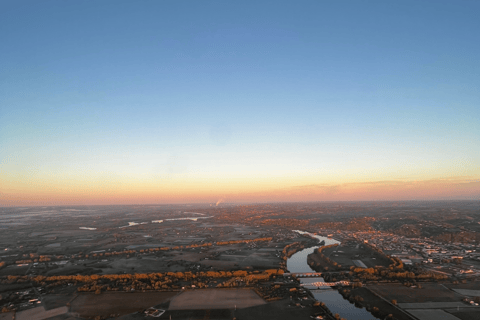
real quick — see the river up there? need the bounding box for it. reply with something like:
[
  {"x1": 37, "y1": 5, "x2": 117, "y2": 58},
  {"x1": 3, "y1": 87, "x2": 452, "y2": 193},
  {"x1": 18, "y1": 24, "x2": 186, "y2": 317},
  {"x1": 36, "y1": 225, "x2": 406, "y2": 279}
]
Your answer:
[{"x1": 287, "y1": 231, "x2": 378, "y2": 320}]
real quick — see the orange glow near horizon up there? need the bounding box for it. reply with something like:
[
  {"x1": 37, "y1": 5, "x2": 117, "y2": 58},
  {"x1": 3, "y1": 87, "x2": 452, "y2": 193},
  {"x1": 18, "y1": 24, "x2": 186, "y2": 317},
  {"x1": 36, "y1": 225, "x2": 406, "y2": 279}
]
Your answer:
[
  {"x1": 2, "y1": 1, "x2": 479, "y2": 208},
  {"x1": 2, "y1": 176, "x2": 479, "y2": 206}
]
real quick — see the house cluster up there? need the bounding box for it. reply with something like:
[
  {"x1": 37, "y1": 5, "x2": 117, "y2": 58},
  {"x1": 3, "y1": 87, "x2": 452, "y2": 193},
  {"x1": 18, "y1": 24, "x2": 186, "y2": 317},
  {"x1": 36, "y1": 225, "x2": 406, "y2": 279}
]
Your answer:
[{"x1": 319, "y1": 229, "x2": 480, "y2": 277}]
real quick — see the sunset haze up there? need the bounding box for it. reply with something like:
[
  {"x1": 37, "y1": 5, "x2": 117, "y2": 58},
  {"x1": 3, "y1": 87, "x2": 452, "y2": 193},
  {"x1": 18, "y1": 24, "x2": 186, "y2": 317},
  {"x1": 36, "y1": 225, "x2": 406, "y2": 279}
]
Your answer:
[{"x1": 1, "y1": 0, "x2": 479, "y2": 206}]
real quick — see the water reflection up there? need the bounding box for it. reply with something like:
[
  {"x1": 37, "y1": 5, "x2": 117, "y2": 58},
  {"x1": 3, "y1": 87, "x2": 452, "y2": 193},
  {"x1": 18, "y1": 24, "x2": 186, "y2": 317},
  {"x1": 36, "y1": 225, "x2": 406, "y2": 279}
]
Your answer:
[
  {"x1": 287, "y1": 231, "x2": 378, "y2": 320},
  {"x1": 311, "y1": 290, "x2": 377, "y2": 320}
]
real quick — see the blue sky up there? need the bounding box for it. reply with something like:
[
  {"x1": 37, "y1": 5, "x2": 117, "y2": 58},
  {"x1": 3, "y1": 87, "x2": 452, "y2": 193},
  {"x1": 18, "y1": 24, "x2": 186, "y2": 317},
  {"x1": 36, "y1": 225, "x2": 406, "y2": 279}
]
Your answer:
[{"x1": 1, "y1": 1, "x2": 479, "y2": 204}]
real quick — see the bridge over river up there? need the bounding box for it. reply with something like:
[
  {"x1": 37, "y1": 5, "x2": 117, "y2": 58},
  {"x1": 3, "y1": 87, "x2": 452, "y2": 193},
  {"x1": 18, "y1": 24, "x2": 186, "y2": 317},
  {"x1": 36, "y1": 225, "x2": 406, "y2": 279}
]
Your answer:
[
  {"x1": 287, "y1": 230, "x2": 376, "y2": 320},
  {"x1": 283, "y1": 272, "x2": 323, "y2": 278},
  {"x1": 301, "y1": 280, "x2": 351, "y2": 287}
]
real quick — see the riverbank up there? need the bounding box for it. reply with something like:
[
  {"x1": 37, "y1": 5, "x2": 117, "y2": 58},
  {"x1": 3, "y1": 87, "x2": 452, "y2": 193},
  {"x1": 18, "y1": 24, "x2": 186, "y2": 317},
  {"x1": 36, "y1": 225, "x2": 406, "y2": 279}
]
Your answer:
[
  {"x1": 287, "y1": 231, "x2": 379, "y2": 320},
  {"x1": 339, "y1": 286, "x2": 412, "y2": 320}
]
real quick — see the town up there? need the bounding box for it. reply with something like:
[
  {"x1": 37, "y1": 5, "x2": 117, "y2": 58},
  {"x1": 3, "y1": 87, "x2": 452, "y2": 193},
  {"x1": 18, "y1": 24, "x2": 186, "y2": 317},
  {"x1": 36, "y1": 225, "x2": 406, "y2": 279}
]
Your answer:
[{"x1": 1, "y1": 201, "x2": 479, "y2": 320}]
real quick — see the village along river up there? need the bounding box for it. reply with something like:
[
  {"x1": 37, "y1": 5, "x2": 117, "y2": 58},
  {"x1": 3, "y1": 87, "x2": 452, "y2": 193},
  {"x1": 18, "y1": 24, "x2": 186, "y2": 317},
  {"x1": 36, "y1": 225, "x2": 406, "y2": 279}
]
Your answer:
[{"x1": 287, "y1": 231, "x2": 377, "y2": 320}]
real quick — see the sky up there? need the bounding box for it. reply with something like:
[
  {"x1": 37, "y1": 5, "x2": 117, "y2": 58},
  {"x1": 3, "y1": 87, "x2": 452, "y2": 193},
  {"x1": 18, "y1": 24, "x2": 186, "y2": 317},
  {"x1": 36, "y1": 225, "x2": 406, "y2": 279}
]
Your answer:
[{"x1": 1, "y1": 0, "x2": 479, "y2": 206}]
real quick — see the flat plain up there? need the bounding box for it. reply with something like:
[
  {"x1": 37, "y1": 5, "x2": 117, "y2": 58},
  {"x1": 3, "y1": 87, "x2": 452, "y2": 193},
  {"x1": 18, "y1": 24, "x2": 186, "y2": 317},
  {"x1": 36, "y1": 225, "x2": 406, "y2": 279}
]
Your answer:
[
  {"x1": 70, "y1": 292, "x2": 177, "y2": 318},
  {"x1": 1, "y1": 201, "x2": 480, "y2": 319},
  {"x1": 168, "y1": 288, "x2": 266, "y2": 310}
]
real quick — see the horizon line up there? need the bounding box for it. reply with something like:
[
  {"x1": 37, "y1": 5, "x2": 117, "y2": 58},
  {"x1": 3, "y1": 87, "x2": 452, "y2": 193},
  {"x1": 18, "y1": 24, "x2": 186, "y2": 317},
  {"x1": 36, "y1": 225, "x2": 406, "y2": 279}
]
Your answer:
[{"x1": 2, "y1": 198, "x2": 479, "y2": 208}]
